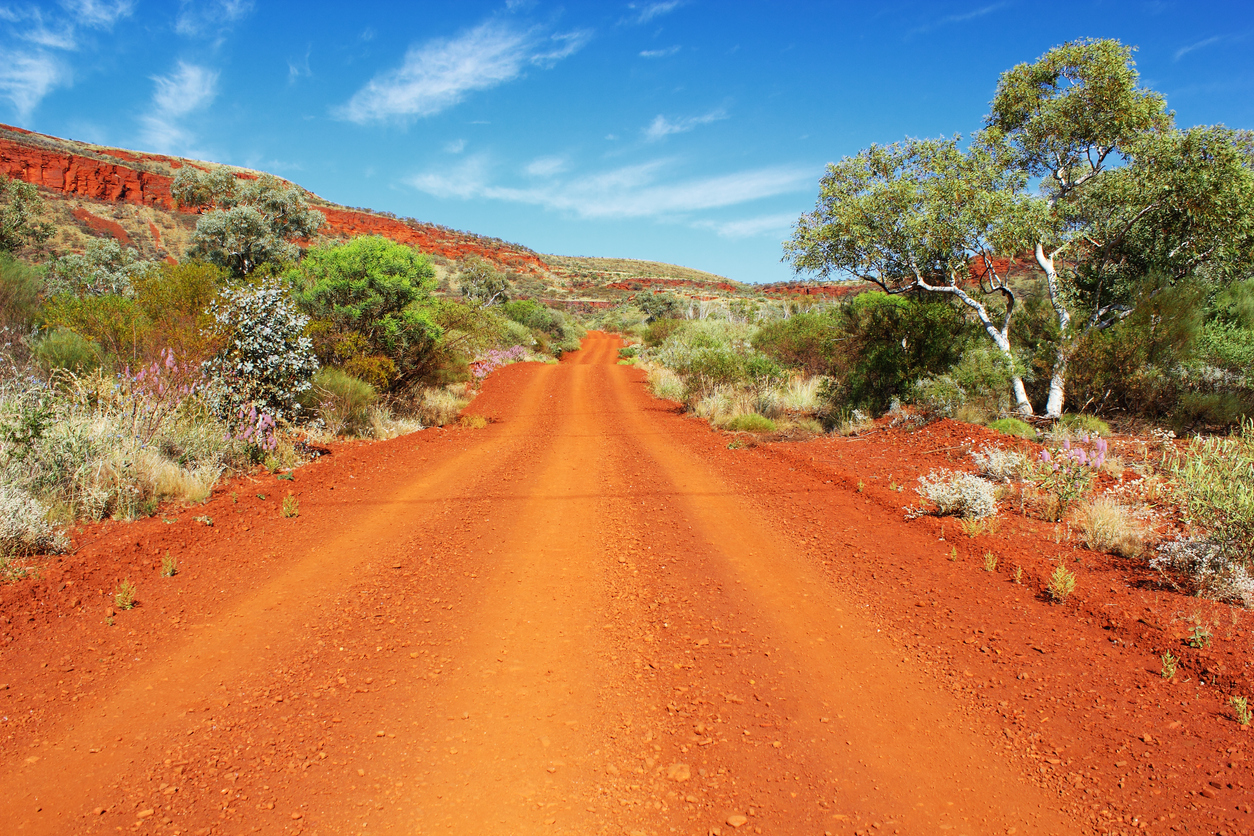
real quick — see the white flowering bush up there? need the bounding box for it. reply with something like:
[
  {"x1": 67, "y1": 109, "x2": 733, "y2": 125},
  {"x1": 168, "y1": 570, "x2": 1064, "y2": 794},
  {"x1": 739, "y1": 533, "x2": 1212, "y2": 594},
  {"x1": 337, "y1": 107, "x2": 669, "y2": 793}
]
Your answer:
[
  {"x1": 1152, "y1": 539, "x2": 1254, "y2": 608},
  {"x1": 203, "y1": 282, "x2": 318, "y2": 423},
  {"x1": 970, "y1": 445, "x2": 1031, "y2": 482},
  {"x1": 917, "y1": 469, "x2": 999, "y2": 519},
  {"x1": 0, "y1": 483, "x2": 63, "y2": 554}
]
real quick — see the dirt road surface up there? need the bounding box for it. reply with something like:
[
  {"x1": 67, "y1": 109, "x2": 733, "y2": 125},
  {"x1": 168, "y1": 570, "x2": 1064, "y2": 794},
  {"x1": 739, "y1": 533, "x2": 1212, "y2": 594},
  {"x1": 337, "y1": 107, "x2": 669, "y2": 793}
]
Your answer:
[{"x1": 1, "y1": 333, "x2": 1248, "y2": 836}]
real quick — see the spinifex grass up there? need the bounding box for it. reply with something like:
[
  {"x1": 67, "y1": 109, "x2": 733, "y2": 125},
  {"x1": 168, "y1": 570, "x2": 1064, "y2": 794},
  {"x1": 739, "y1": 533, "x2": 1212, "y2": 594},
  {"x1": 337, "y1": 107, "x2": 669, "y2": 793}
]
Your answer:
[
  {"x1": 281, "y1": 494, "x2": 299, "y2": 519},
  {"x1": 983, "y1": 552, "x2": 998, "y2": 572},
  {"x1": 114, "y1": 579, "x2": 136, "y2": 610},
  {"x1": 1160, "y1": 651, "x2": 1178, "y2": 680},
  {"x1": 1232, "y1": 696, "x2": 1252, "y2": 726}
]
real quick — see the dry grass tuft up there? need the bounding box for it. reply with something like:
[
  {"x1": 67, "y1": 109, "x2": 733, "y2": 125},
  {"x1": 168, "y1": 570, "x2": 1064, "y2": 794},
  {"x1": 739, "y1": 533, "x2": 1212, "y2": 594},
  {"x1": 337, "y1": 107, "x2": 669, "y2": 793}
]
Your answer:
[{"x1": 1077, "y1": 496, "x2": 1146, "y2": 558}]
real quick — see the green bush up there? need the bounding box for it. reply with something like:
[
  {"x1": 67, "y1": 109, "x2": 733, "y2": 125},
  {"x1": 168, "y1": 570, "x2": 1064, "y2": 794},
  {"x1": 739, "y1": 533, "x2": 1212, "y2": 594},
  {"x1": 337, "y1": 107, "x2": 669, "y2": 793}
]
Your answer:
[
  {"x1": 307, "y1": 367, "x2": 377, "y2": 435},
  {"x1": 751, "y1": 310, "x2": 842, "y2": 376},
  {"x1": 0, "y1": 253, "x2": 44, "y2": 331},
  {"x1": 724, "y1": 413, "x2": 776, "y2": 433},
  {"x1": 644, "y1": 318, "x2": 685, "y2": 347},
  {"x1": 32, "y1": 328, "x2": 104, "y2": 374},
  {"x1": 988, "y1": 417, "x2": 1038, "y2": 440},
  {"x1": 1058, "y1": 413, "x2": 1111, "y2": 437},
  {"x1": 1165, "y1": 419, "x2": 1254, "y2": 573}
]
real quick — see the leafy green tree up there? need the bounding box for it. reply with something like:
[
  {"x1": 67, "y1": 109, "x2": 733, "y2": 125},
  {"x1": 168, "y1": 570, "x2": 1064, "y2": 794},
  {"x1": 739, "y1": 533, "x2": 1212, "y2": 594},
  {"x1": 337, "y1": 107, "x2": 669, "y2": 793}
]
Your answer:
[
  {"x1": 46, "y1": 238, "x2": 157, "y2": 297},
  {"x1": 173, "y1": 167, "x2": 324, "y2": 276},
  {"x1": 637, "y1": 291, "x2": 683, "y2": 323},
  {"x1": 292, "y1": 235, "x2": 441, "y2": 389},
  {"x1": 788, "y1": 38, "x2": 1254, "y2": 417},
  {"x1": 456, "y1": 256, "x2": 513, "y2": 307},
  {"x1": 0, "y1": 175, "x2": 53, "y2": 254}
]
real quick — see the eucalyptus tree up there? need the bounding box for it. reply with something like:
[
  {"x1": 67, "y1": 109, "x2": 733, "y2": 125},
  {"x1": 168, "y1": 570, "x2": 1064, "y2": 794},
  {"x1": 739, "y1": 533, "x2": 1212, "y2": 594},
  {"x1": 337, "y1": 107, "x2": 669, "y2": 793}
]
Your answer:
[
  {"x1": 788, "y1": 39, "x2": 1254, "y2": 416},
  {"x1": 173, "y1": 167, "x2": 325, "y2": 276}
]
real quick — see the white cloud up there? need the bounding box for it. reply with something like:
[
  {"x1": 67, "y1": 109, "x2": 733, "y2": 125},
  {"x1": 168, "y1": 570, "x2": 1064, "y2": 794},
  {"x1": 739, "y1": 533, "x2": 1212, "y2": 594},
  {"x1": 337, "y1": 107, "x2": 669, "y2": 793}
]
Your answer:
[
  {"x1": 0, "y1": 50, "x2": 67, "y2": 118},
  {"x1": 644, "y1": 108, "x2": 727, "y2": 142},
  {"x1": 176, "y1": 0, "x2": 253, "y2": 37},
  {"x1": 524, "y1": 155, "x2": 568, "y2": 177},
  {"x1": 907, "y1": 2, "x2": 1011, "y2": 36},
  {"x1": 406, "y1": 155, "x2": 813, "y2": 221},
  {"x1": 1174, "y1": 35, "x2": 1223, "y2": 61},
  {"x1": 693, "y1": 212, "x2": 798, "y2": 239},
  {"x1": 140, "y1": 61, "x2": 218, "y2": 154},
  {"x1": 0, "y1": 0, "x2": 133, "y2": 116},
  {"x1": 444, "y1": 138, "x2": 467, "y2": 154},
  {"x1": 639, "y1": 45, "x2": 680, "y2": 58},
  {"x1": 63, "y1": 0, "x2": 135, "y2": 28},
  {"x1": 337, "y1": 20, "x2": 589, "y2": 124},
  {"x1": 625, "y1": 1, "x2": 682, "y2": 25},
  {"x1": 288, "y1": 47, "x2": 312, "y2": 82}
]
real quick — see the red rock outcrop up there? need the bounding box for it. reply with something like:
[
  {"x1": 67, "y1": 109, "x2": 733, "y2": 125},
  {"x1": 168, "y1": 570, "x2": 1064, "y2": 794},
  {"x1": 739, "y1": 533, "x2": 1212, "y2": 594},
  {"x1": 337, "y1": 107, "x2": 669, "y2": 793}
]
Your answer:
[
  {"x1": 1, "y1": 123, "x2": 550, "y2": 274},
  {"x1": 71, "y1": 206, "x2": 133, "y2": 247}
]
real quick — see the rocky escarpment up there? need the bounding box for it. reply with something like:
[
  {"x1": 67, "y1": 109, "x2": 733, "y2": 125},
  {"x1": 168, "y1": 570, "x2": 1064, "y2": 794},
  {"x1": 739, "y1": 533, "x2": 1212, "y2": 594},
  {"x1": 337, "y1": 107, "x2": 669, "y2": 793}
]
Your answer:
[{"x1": 0, "y1": 123, "x2": 550, "y2": 273}]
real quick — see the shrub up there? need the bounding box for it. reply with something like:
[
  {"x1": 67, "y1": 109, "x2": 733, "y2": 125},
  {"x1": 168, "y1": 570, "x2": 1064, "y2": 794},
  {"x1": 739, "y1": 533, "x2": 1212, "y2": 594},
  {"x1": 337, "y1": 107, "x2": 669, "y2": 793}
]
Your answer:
[
  {"x1": 916, "y1": 470, "x2": 998, "y2": 519},
  {"x1": 1031, "y1": 434, "x2": 1107, "y2": 522},
  {"x1": 970, "y1": 445, "x2": 1031, "y2": 482},
  {"x1": 988, "y1": 417, "x2": 1037, "y2": 440},
  {"x1": 0, "y1": 253, "x2": 44, "y2": 331},
  {"x1": 414, "y1": 384, "x2": 471, "y2": 427},
  {"x1": 1047, "y1": 563, "x2": 1077, "y2": 602},
  {"x1": 0, "y1": 483, "x2": 62, "y2": 554},
  {"x1": 1163, "y1": 420, "x2": 1254, "y2": 579},
  {"x1": 203, "y1": 281, "x2": 318, "y2": 423},
  {"x1": 307, "y1": 367, "x2": 377, "y2": 435},
  {"x1": 1058, "y1": 413, "x2": 1111, "y2": 437},
  {"x1": 645, "y1": 364, "x2": 685, "y2": 402},
  {"x1": 32, "y1": 328, "x2": 104, "y2": 374},
  {"x1": 1151, "y1": 539, "x2": 1254, "y2": 608},
  {"x1": 724, "y1": 413, "x2": 776, "y2": 433},
  {"x1": 1077, "y1": 496, "x2": 1145, "y2": 558}
]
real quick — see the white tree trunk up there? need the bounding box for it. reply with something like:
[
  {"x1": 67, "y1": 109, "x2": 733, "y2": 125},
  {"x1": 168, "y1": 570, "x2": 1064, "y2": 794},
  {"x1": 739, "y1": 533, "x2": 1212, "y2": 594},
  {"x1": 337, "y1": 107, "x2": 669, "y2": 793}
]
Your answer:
[
  {"x1": 1035, "y1": 243, "x2": 1073, "y2": 419},
  {"x1": 982, "y1": 323, "x2": 1034, "y2": 416},
  {"x1": 1044, "y1": 347, "x2": 1069, "y2": 418}
]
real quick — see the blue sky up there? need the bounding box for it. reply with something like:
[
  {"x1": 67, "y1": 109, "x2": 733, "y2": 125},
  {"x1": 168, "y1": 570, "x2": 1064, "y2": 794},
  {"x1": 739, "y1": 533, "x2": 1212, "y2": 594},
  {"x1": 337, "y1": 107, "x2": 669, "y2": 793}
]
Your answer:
[{"x1": 1, "y1": 1, "x2": 1252, "y2": 283}]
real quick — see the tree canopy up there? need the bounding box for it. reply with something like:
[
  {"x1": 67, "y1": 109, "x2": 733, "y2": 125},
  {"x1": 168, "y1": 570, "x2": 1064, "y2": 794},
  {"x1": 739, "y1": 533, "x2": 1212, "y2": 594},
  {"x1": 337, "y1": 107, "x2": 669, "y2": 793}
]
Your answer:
[
  {"x1": 173, "y1": 167, "x2": 325, "y2": 276},
  {"x1": 787, "y1": 38, "x2": 1254, "y2": 417},
  {"x1": 0, "y1": 175, "x2": 53, "y2": 255}
]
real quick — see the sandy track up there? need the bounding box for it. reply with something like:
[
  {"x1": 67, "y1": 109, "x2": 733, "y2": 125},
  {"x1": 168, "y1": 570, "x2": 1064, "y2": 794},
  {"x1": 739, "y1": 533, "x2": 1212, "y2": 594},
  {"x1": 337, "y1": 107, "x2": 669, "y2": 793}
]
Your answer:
[{"x1": 0, "y1": 333, "x2": 1076, "y2": 835}]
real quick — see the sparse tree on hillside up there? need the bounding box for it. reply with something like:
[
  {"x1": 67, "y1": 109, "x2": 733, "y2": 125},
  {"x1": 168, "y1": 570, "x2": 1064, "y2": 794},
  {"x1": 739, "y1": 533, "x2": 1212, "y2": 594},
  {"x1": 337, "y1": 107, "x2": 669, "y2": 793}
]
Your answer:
[
  {"x1": 457, "y1": 256, "x2": 513, "y2": 308},
  {"x1": 46, "y1": 238, "x2": 156, "y2": 297},
  {"x1": 173, "y1": 167, "x2": 324, "y2": 276},
  {"x1": 0, "y1": 175, "x2": 53, "y2": 254},
  {"x1": 787, "y1": 38, "x2": 1254, "y2": 417}
]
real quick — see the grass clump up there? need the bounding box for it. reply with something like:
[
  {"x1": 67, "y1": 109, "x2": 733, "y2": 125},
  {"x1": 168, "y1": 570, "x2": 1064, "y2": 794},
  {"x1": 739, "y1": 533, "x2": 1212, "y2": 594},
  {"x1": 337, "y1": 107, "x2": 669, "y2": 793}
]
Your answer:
[
  {"x1": 983, "y1": 552, "x2": 998, "y2": 572},
  {"x1": 988, "y1": 417, "x2": 1038, "y2": 441},
  {"x1": 1058, "y1": 413, "x2": 1111, "y2": 437},
  {"x1": 1160, "y1": 651, "x2": 1177, "y2": 680},
  {"x1": 1232, "y1": 696, "x2": 1251, "y2": 726},
  {"x1": 161, "y1": 552, "x2": 178, "y2": 577},
  {"x1": 724, "y1": 413, "x2": 776, "y2": 433},
  {"x1": 281, "y1": 494, "x2": 299, "y2": 518},
  {"x1": 916, "y1": 470, "x2": 999, "y2": 519},
  {"x1": 459, "y1": 414, "x2": 488, "y2": 429},
  {"x1": 1077, "y1": 496, "x2": 1145, "y2": 558}
]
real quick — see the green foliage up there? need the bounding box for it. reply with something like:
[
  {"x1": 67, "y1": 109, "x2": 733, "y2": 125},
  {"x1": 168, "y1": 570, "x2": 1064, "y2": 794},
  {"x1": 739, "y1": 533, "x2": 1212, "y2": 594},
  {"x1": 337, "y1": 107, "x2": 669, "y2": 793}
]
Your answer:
[
  {"x1": 1159, "y1": 651, "x2": 1177, "y2": 679},
  {"x1": 637, "y1": 292, "x2": 682, "y2": 323},
  {"x1": 46, "y1": 238, "x2": 156, "y2": 297},
  {"x1": 293, "y1": 236, "x2": 439, "y2": 389},
  {"x1": 987, "y1": 417, "x2": 1037, "y2": 440},
  {"x1": 1058, "y1": 414, "x2": 1111, "y2": 437},
  {"x1": 1047, "y1": 563, "x2": 1077, "y2": 602},
  {"x1": 176, "y1": 168, "x2": 324, "y2": 275},
  {"x1": 114, "y1": 579, "x2": 136, "y2": 610},
  {"x1": 724, "y1": 413, "x2": 776, "y2": 433},
  {"x1": 751, "y1": 310, "x2": 842, "y2": 376},
  {"x1": 0, "y1": 175, "x2": 53, "y2": 253},
  {"x1": 305, "y1": 367, "x2": 377, "y2": 435},
  {"x1": 204, "y1": 281, "x2": 318, "y2": 422},
  {"x1": 1164, "y1": 420, "x2": 1254, "y2": 573},
  {"x1": 32, "y1": 328, "x2": 104, "y2": 374},
  {"x1": 643, "y1": 317, "x2": 685, "y2": 347},
  {"x1": 456, "y1": 256, "x2": 513, "y2": 307},
  {"x1": 0, "y1": 253, "x2": 44, "y2": 331}
]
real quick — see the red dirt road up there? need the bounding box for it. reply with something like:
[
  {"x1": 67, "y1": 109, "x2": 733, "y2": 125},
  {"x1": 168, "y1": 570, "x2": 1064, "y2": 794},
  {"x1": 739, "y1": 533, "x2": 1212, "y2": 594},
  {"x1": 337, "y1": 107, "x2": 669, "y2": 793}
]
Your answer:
[{"x1": 1, "y1": 333, "x2": 1249, "y2": 836}]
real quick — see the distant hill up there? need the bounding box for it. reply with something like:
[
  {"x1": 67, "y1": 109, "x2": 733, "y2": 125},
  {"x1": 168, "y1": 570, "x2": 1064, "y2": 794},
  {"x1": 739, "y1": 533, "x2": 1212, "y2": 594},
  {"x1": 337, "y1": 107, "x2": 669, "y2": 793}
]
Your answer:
[{"x1": 1, "y1": 122, "x2": 872, "y2": 306}]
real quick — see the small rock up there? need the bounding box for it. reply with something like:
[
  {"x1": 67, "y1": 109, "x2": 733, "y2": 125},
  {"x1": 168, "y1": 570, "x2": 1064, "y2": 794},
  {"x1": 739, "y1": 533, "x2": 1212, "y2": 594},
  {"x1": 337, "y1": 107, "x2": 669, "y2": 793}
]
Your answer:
[
  {"x1": 136, "y1": 809, "x2": 154, "y2": 819},
  {"x1": 1200, "y1": 787, "x2": 1218, "y2": 799},
  {"x1": 727, "y1": 814, "x2": 748, "y2": 827},
  {"x1": 666, "y1": 763, "x2": 691, "y2": 782},
  {"x1": 291, "y1": 812, "x2": 304, "y2": 820}
]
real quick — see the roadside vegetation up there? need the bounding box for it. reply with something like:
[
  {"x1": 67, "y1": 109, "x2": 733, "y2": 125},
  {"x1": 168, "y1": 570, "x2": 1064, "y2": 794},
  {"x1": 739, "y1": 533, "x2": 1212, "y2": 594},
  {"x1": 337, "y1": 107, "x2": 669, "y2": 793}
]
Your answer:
[{"x1": 0, "y1": 169, "x2": 582, "y2": 556}]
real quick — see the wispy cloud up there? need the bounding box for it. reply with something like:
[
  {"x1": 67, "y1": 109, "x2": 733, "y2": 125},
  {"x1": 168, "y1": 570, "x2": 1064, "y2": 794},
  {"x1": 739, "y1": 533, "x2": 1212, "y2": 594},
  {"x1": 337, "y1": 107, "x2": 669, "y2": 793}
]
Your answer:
[
  {"x1": 1174, "y1": 35, "x2": 1223, "y2": 61},
  {"x1": 0, "y1": 50, "x2": 67, "y2": 118},
  {"x1": 639, "y1": 45, "x2": 680, "y2": 58},
  {"x1": 906, "y1": 2, "x2": 1011, "y2": 36},
  {"x1": 624, "y1": 1, "x2": 683, "y2": 25},
  {"x1": 337, "y1": 20, "x2": 591, "y2": 123},
  {"x1": 406, "y1": 155, "x2": 813, "y2": 221},
  {"x1": 524, "y1": 155, "x2": 568, "y2": 177},
  {"x1": 0, "y1": 0, "x2": 133, "y2": 116},
  {"x1": 140, "y1": 61, "x2": 218, "y2": 154},
  {"x1": 288, "y1": 46, "x2": 312, "y2": 82},
  {"x1": 644, "y1": 108, "x2": 728, "y2": 142},
  {"x1": 444, "y1": 138, "x2": 467, "y2": 154},
  {"x1": 693, "y1": 212, "x2": 798, "y2": 240},
  {"x1": 176, "y1": 0, "x2": 253, "y2": 37}
]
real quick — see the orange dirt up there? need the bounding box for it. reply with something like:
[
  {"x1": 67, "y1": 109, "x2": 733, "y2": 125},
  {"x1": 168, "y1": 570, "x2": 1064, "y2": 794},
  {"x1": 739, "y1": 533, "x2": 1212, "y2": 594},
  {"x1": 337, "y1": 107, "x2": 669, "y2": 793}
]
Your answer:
[{"x1": 0, "y1": 333, "x2": 1250, "y2": 836}]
